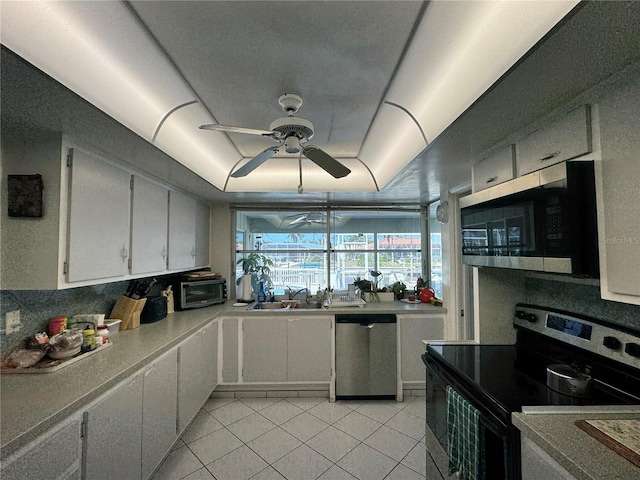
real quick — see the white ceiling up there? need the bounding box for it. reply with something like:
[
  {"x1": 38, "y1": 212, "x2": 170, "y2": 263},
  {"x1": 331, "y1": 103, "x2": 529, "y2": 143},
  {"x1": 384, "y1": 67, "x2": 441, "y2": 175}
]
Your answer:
[
  {"x1": 2, "y1": 1, "x2": 640, "y2": 205},
  {"x1": 128, "y1": 1, "x2": 423, "y2": 159}
]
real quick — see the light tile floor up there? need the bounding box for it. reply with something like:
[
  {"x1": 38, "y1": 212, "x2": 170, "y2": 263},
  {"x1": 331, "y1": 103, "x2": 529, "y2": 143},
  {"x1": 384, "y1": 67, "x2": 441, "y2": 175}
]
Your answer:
[{"x1": 152, "y1": 396, "x2": 431, "y2": 480}]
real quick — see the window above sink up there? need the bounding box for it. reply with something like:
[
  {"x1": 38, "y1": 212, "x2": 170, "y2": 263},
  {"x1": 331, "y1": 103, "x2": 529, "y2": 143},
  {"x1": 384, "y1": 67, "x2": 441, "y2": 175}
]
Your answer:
[{"x1": 234, "y1": 207, "x2": 423, "y2": 298}]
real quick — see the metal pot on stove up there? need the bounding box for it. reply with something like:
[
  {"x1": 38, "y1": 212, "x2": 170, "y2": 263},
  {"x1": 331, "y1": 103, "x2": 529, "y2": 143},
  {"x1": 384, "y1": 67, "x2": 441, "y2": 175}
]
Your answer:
[{"x1": 546, "y1": 364, "x2": 593, "y2": 398}]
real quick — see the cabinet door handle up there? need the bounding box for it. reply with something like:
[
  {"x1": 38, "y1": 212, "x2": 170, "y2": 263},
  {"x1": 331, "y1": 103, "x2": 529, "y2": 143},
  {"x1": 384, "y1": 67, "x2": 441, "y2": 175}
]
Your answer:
[
  {"x1": 121, "y1": 244, "x2": 128, "y2": 262},
  {"x1": 191, "y1": 248, "x2": 197, "y2": 257},
  {"x1": 539, "y1": 151, "x2": 560, "y2": 162},
  {"x1": 486, "y1": 176, "x2": 498, "y2": 184},
  {"x1": 161, "y1": 247, "x2": 167, "y2": 259}
]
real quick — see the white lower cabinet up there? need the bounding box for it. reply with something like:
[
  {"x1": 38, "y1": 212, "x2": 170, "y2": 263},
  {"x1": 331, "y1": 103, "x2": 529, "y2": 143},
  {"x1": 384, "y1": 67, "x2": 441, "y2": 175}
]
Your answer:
[
  {"x1": 241, "y1": 316, "x2": 332, "y2": 383},
  {"x1": 520, "y1": 436, "x2": 577, "y2": 480},
  {"x1": 243, "y1": 317, "x2": 288, "y2": 382},
  {"x1": 142, "y1": 349, "x2": 178, "y2": 480},
  {"x1": 3, "y1": 321, "x2": 218, "y2": 480},
  {"x1": 287, "y1": 317, "x2": 332, "y2": 382},
  {"x1": 222, "y1": 317, "x2": 240, "y2": 383},
  {"x1": 1, "y1": 414, "x2": 82, "y2": 480},
  {"x1": 82, "y1": 374, "x2": 144, "y2": 480},
  {"x1": 399, "y1": 315, "x2": 445, "y2": 383},
  {"x1": 178, "y1": 323, "x2": 218, "y2": 432}
]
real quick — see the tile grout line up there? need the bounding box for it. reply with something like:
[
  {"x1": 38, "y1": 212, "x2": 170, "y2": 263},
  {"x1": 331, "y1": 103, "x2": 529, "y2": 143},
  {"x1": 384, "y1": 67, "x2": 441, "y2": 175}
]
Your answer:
[{"x1": 163, "y1": 398, "x2": 428, "y2": 480}]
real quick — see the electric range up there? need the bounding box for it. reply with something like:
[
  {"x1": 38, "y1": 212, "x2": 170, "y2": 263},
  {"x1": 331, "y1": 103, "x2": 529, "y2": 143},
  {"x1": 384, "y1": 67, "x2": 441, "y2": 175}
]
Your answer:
[{"x1": 423, "y1": 304, "x2": 640, "y2": 479}]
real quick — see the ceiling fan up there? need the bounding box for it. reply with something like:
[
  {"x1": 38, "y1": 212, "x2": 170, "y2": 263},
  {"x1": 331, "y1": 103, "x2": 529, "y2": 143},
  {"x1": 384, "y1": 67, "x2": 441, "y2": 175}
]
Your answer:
[
  {"x1": 277, "y1": 211, "x2": 345, "y2": 229},
  {"x1": 200, "y1": 94, "x2": 351, "y2": 179}
]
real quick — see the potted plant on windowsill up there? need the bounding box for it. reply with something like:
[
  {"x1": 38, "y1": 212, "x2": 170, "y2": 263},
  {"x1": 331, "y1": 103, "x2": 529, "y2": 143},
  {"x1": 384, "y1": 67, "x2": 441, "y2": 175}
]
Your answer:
[
  {"x1": 236, "y1": 253, "x2": 274, "y2": 300},
  {"x1": 389, "y1": 281, "x2": 407, "y2": 300}
]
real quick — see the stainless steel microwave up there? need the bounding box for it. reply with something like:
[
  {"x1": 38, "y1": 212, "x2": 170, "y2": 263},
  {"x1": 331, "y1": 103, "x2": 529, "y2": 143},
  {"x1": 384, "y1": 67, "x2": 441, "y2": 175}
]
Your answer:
[
  {"x1": 460, "y1": 161, "x2": 599, "y2": 276},
  {"x1": 175, "y1": 278, "x2": 227, "y2": 310}
]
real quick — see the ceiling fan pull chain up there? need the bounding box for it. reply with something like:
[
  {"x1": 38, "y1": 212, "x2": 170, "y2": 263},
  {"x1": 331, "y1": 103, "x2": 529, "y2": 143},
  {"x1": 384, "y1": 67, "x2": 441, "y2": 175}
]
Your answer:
[{"x1": 298, "y1": 152, "x2": 304, "y2": 194}]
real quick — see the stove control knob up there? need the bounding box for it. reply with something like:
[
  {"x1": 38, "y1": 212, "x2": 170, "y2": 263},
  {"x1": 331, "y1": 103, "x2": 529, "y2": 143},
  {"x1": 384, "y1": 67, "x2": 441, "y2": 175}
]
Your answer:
[
  {"x1": 624, "y1": 342, "x2": 640, "y2": 358},
  {"x1": 515, "y1": 310, "x2": 527, "y2": 320},
  {"x1": 525, "y1": 313, "x2": 538, "y2": 323},
  {"x1": 603, "y1": 336, "x2": 622, "y2": 350}
]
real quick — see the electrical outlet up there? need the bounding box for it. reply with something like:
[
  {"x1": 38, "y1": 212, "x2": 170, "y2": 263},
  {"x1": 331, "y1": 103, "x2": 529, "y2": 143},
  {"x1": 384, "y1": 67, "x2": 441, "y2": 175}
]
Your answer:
[{"x1": 4, "y1": 310, "x2": 21, "y2": 335}]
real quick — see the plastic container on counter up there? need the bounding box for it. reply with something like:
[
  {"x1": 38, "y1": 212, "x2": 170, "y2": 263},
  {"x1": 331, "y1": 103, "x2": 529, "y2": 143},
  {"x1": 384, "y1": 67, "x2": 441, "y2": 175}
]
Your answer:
[{"x1": 95, "y1": 325, "x2": 109, "y2": 345}]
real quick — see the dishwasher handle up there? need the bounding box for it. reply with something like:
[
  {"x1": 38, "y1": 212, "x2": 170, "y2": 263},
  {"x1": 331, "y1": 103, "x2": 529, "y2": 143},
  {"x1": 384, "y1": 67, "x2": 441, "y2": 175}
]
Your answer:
[{"x1": 360, "y1": 323, "x2": 375, "y2": 329}]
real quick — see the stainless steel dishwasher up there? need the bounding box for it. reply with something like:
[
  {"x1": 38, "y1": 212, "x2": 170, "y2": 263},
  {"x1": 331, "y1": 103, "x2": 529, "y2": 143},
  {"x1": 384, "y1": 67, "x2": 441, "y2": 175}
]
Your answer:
[{"x1": 335, "y1": 313, "x2": 397, "y2": 399}]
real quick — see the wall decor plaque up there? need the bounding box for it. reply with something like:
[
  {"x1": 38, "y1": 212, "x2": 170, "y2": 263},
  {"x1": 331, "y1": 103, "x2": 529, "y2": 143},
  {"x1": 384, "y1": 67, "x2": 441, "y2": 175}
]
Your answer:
[{"x1": 7, "y1": 174, "x2": 43, "y2": 218}]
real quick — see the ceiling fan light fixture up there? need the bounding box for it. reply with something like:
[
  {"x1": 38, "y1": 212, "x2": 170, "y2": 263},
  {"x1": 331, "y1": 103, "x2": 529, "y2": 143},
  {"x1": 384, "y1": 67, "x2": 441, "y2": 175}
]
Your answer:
[{"x1": 285, "y1": 136, "x2": 301, "y2": 154}]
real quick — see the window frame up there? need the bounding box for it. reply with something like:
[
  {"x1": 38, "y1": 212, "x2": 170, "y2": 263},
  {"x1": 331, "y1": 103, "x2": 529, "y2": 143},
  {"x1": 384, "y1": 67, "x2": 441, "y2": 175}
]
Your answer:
[{"x1": 232, "y1": 205, "x2": 426, "y2": 295}]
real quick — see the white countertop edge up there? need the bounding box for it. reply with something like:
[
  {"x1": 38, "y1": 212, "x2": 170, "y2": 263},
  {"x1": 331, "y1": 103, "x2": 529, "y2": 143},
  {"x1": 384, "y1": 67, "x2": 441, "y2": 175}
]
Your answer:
[
  {"x1": 512, "y1": 410, "x2": 640, "y2": 480},
  {"x1": 521, "y1": 405, "x2": 640, "y2": 414},
  {"x1": 422, "y1": 340, "x2": 479, "y2": 346}
]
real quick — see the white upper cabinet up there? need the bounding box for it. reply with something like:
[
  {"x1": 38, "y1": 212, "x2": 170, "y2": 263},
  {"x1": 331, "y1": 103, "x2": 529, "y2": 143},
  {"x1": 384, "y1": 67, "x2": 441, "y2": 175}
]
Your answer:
[
  {"x1": 66, "y1": 147, "x2": 131, "y2": 282},
  {"x1": 472, "y1": 144, "x2": 516, "y2": 193},
  {"x1": 595, "y1": 71, "x2": 640, "y2": 304},
  {"x1": 194, "y1": 201, "x2": 210, "y2": 268},
  {"x1": 130, "y1": 176, "x2": 169, "y2": 275},
  {"x1": 168, "y1": 190, "x2": 197, "y2": 270},
  {"x1": 0, "y1": 134, "x2": 209, "y2": 290},
  {"x1": 517, "y1": 105, "x2": 592, "y2": 176}
]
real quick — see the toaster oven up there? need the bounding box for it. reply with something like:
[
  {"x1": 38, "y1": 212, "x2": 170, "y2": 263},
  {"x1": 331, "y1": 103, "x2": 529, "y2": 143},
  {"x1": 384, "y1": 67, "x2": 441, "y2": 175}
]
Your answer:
[{"x1": 175, "y1": 278, "x2": 227, "y2": 310}]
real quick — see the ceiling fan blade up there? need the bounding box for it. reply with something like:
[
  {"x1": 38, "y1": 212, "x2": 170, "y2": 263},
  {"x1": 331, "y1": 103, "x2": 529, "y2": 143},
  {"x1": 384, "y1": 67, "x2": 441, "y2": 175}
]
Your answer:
[
  {"x1": 230, "y1": 146, "x2": 279, "y2": 178},
  {"x1": 302, "y1": 145, "x2": 351, "y2": 178},
  {"x1": 199, "y1": 124, "x2": 280, "y2": 138},
  {"x1": 280, "y1": 214, "x2": 308, "y2": 227}
]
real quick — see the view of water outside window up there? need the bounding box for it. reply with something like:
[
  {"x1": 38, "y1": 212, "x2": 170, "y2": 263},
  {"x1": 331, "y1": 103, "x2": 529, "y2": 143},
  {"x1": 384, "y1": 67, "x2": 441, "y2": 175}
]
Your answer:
[{"x1": 235, "y1": 209, "x2": 423, "y2": 297}]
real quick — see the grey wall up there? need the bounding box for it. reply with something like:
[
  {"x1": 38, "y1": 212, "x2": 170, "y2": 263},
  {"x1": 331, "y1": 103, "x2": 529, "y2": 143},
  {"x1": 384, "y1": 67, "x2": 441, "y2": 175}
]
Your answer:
[
  {"x1": 0, "y1": 274, "x2": 179, "y2": 361},
  {"x1": 0, "y1": 281, "x2": 127, "y2": 361},
  {"x1": 475, "y1": 268, "x2": 640, "y2": 344},
  {"x1": 523, "y1": 275, "x2": 640, "y2": 332}
]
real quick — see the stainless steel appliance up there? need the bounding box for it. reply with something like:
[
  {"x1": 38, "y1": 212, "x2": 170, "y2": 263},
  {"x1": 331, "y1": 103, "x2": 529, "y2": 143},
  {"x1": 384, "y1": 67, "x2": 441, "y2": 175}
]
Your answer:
[
  {"x1": 460, "y1": 161, "x2": 599, "y2": 276},
  {"x1": 174, "y1": 278, "x2": 227, "y2": 310},
  {"x1": 336, "y1": 313, "x2": 397, "y2": 399},
  {"x1": 423, "y1": 304, "x2": 640, "y2": 479}
]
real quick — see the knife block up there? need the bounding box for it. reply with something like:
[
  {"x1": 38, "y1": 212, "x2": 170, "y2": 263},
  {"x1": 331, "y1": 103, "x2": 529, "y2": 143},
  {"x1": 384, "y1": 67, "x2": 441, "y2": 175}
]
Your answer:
[{"x1": 109, "y1": 296, "x2": 147, "y2": 330}]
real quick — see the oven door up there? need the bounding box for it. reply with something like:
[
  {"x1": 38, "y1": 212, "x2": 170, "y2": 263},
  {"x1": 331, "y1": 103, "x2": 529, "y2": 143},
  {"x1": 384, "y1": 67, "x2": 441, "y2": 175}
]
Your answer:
[{"x1": 423, "y1": 353, "x2": 519, "y2": 480}]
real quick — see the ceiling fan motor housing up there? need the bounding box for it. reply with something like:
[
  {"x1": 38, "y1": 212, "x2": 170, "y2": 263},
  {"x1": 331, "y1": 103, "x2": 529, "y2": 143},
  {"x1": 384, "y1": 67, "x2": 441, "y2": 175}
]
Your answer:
[{"x1": 269, "y1": 116, "x2": 314, "y2": 143}]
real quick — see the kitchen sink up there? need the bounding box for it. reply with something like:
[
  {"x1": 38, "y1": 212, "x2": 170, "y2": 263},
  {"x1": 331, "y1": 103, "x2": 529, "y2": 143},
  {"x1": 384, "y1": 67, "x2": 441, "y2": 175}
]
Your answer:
[{"x1": 249, "y1": 301, "x2": 323, "y2": 311}]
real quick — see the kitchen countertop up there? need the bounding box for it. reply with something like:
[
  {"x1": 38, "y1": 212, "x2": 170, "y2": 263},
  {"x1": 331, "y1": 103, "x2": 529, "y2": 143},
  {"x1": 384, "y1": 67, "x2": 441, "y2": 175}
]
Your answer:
[
  {"x1": 230, "y1": 299, "x2": 446, "y2": 315},
  {"x1": 1, "y1": 299, "x2": 444, "y2": 458},
  {"x1": 512, "y1": 407, "x2": 640, "y2": 480}
]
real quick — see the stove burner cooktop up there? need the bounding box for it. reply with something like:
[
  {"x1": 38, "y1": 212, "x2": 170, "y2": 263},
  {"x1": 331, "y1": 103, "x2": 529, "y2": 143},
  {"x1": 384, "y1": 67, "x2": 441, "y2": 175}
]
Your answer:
[{"x1": 428, "y1": 343, "x2": 637, "y2": 416}]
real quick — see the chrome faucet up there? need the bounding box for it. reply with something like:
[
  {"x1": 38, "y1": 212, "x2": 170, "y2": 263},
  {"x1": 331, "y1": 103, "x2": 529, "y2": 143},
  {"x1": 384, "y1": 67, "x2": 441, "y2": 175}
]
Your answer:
[{"x1": 287, "y1": 286, "x2": 310, "y2": 302}]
